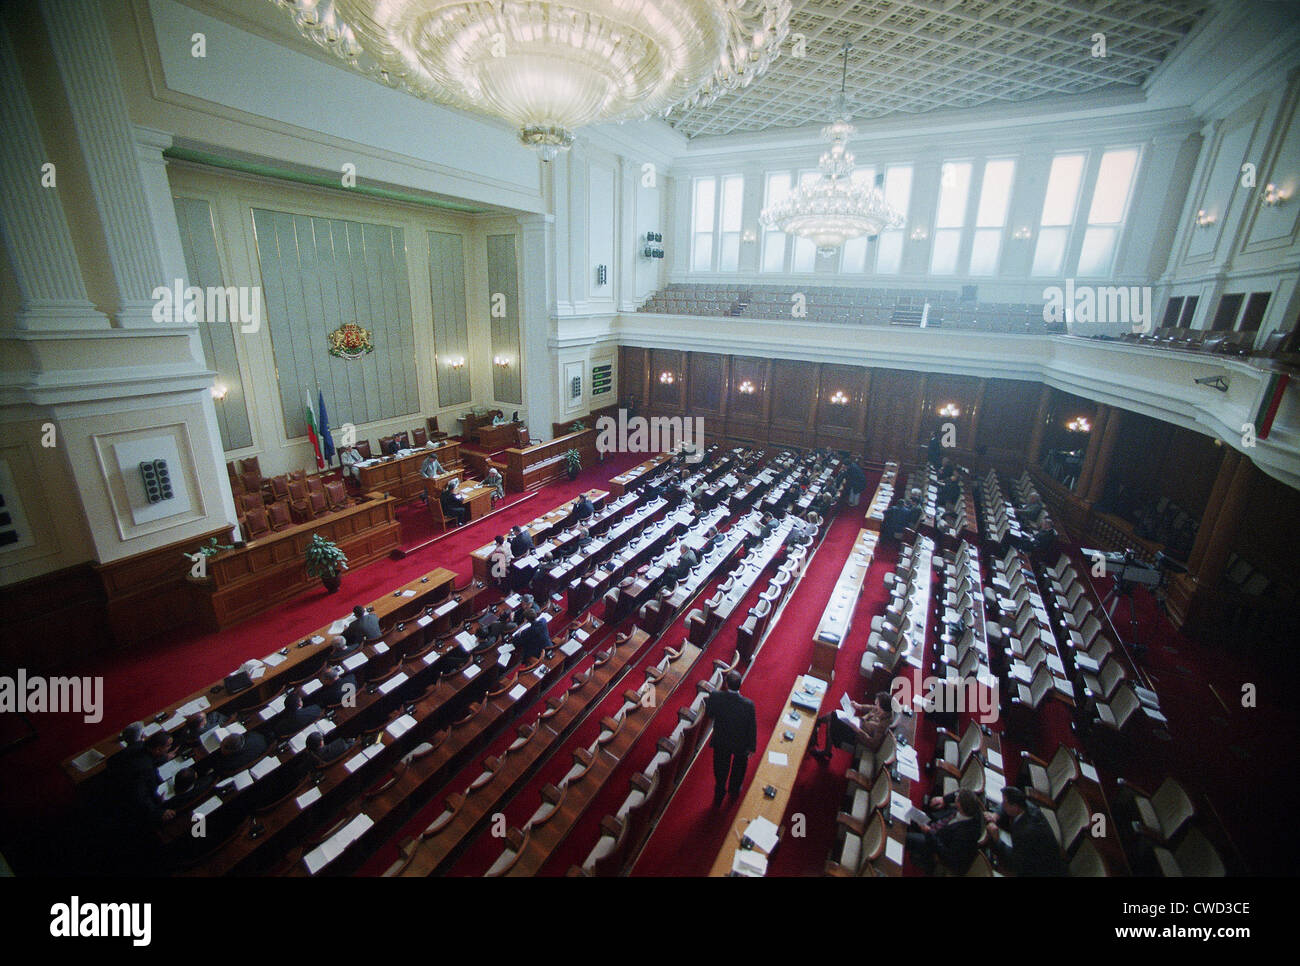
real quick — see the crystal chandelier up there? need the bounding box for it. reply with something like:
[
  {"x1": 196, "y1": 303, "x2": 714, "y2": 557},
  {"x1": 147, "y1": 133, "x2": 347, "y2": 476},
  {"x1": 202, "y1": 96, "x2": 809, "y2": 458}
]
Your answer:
[
  {"x1": 761, "y1": 44, "x2": 904, "y2": 253},
  {"x1": 272, "y1": 0, "x2": 792, "y2": 160}
]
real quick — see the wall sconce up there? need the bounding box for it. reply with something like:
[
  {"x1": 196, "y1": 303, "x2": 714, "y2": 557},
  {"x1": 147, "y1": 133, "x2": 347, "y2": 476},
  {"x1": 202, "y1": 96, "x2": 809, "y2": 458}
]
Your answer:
[
  {"x1": 1195, "y1": 209, "x2": 1216, "y2": 228},
  {"x1": 829, "y1": 390, "x2": 850, "y2": 406},
  {"x1": 910, "y1": 227, "x2": 928, "y2": 242},
  {"x1": 1066, "y1": 416, "x2": 1092, "y2": 433},
  {"x1": 742, "y1": 229, "x2": 758, "y2": 244},
  {"x1": 211, "y1": 382, "x2": 229, "y2": 401},
  {"x1": 737, "y1": 379, "x2": 756, "y2": 394},
  {"x1": 1012, "y1": 226, "x2": 1032, "y2": 240},
  {"x1": 494, "y1": 355, "x2": 511, "y2": 368},
  {"x1": 937, "y1": 402, "x2": 960, "y2": 418},
  {"x1": 659, "y1": 371, "x2": 676, "y2": 385},
  {"x1": 448, "y1": 356, "x2": 466, "y2": 370},
  {"x1": 1261, "y1": 183, "x2": 1291, "y2": 208}
]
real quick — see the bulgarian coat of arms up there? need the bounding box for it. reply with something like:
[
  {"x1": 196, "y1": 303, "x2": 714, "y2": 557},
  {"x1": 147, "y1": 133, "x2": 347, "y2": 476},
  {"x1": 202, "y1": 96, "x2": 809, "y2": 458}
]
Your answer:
[{"x1": 328, "y1": 322, "x2": 375, "y2": 360}]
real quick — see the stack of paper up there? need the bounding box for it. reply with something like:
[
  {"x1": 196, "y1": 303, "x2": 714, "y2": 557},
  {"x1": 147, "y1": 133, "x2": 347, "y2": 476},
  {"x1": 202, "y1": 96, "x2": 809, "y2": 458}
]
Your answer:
[
  {"x1": 744, "y1": 816, "x2": 780, "y2": 854},
  {"x1": 731, "y1": 850, "x2": 768, "y2": 877}
]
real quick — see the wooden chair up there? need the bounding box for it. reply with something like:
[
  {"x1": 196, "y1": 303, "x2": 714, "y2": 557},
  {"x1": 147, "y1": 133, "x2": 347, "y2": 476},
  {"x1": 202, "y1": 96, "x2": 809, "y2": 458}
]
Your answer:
[
  {"x1": 268, "y1": 474, "x2": 291, "y2": 503},
  {"x1": 379, "y1": 435, "x2": 396, "y2": 455},
  {"x1": 355, "y1": 440, "x2": 372, "y2": 459},
  {"x1": 307, "y1": 486, "x2": 329, "y2": 518},
  {"x1": 240, "y1": 470, "x2": 262, "y2": 495},
  {"x1": 287, "y1": 479, "x2": 313, "y2": 522},
  {"x1": 325, "y1": 479, "x2": 349, "y2": 510},
  {"x1": 428, "y1": 498, "x2": 452, "y2": 534},
  {"x1": 238, "y1": 492, "x2": 264, "y2": 515},
  {"x1": 394, "y1": 431, "x2": 411, "y2": 450},
  {"x1": 412, "y1": 427, "x2": 428, "y2": 447},
  {"x1": 239, "y1": 456, "x2": 262, "y2": 477},
  {"x1": 266, "y1": 501, "x2": 293, "y2": 531},
  {"x1": 426, "y1": 416, "x2": 448, "y2": 441},
  {"x1": 243, "y1": 506, "x2": 272, "y2": 539}
]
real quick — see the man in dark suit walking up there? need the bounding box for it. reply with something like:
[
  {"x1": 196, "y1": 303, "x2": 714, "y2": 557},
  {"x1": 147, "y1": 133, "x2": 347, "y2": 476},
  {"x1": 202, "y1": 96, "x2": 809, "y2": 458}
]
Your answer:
[{"x1": 704, "y1": 671, "x2": 757, "y2": 809}]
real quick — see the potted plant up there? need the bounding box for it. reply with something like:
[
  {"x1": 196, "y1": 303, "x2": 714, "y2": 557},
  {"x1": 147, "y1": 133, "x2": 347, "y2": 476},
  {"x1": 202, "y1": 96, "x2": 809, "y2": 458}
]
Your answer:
[
  {"x1": 564, "y1": 448, "x2": 582, "y2": 480},
  {"x1": 183, "y1": 536, "x2": 233, "y2": 561},
  {"x1": 304, "y1": 533, "x2": 348, "y2": 593}
]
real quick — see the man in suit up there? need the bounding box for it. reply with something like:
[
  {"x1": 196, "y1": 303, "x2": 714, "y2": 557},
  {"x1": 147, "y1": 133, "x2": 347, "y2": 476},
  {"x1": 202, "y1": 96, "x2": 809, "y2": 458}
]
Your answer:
[
  {"x1": 509, "y1": 525, "x2": 534, "y2": 557},
  {"x1": 845, "y1": 460, "x2": 868, "y2": 507},
  {"x1": 344, "y1": 605, "x2": 382, "y2": 647},
  {"x1": 110, "y1": 732, "x2": 178, "y2": 825},
  {"x1": 515, "y1": 609, "x2": 552, "y2": 663},
  {"x1": 209, "y1": 731, "x2": 269, "y2": 778},
  {"x1": 810, "y1": 691, "x2": 893, "y2": 763},
  {"x1": 987, "y1": 787, "x2": 1068, "y2": 876},
  {"x1": 906, "y1": 789, "x2": 983, "y2": 875},
  {"x1": 306, "y1": 730, "x2": 355, "y2": 766},
  {"x1": 316, "y1": 666, "x2": 358, "y2": 708},
  {"x1": 704, "y1": 671, "x2": 757, "y2": 809},
  {"x1": 268, "y1": 689, "x2": 324, "y2": 739},
  {"x1": 440, "y1": 483, "x2": 468, "y2": 526},
  {"x1": 176, "y1": 708, "x2": 231, "y2": 749},
  {"x1": 573, "y1": 494, "x2": 595, "y2": 521}
]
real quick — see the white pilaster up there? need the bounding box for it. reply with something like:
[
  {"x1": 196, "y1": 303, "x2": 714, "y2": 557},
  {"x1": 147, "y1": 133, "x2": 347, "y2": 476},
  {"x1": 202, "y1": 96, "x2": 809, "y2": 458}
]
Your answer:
[{"x1": 520, "y1": 213, "x2": 558, "y2": 437}]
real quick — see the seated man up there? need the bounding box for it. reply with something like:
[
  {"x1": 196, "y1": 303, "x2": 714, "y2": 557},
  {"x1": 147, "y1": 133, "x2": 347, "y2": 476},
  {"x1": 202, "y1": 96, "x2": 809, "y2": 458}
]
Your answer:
[
  {"x1": 268, "y1": 689, "x2": 323, "y2": 739},
  {"x1": 316, "y1": 666, "x2": 358, "y2": 708},
  {"x1": 306, "y1": 730, "x2": 355, "y2": 767},
  {"x1": 483, "y1": 467, "x2": 505, "y2": 504},
  {"x1": 514, "y1": 609, "x2": 552, "y2": 664},
  {"x1": 905, "y1": 789, "x2": 984, "y2": 875},
  {"x1": 168, "y1": 767, "x2": 215, "y2": 811},
  {"x1": 810, "y1": 691, "x2": 893, "y2": 763},
  {"x1": 440, "y1": 482, "x2": 468, "y2": 526},
  {"x1": 573, "y1": 494, "x2": 595, "y2": 521},
  {"x1": 340, "y1": 446, "x2": 364, "y2": 482},
  {"x1": 328, "y1": 634, "x2": 361, "y2": 662},
  {"x1": 986, "y1": 787, "x2": 1068, "y2": 876},
  {"x1": 576, "y1": 526, "x2": 594, "y2": 549},
  {"x1": 209, "y1": 731, "x2": 269, "y2": 778},
  {"x1": 176, "y1": 708, "x2": 231, "y2": 748},
  {"x1": 344, "y1": 605, "x2": 382, "y2": 647},
  {"x1": 671, "y1": 546, "x2": 698, "y2": 582}
]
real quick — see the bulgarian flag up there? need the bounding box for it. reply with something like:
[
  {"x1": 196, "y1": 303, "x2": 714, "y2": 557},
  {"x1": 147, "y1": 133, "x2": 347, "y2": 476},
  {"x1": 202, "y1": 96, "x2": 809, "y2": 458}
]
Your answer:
[
  {"x1": 304, "y1": 394, "x2": 325, "y2": 469},
  {"x1": 1255, "y1": 372, "x2": 1290, "y2": 440}
]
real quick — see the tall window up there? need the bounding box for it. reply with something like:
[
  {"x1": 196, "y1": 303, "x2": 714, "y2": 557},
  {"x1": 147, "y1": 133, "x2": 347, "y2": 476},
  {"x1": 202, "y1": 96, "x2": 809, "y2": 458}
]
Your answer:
[
  {"x1": 790, "y1": 169, "x2": 821, "y2": 273},
  {"x1": 1032, "y1": 153, "x2": 1086, "y2": 276},
  {"x1": 875, "y1": 164, "x2": 913, "y2": 275},
  {"x1": 690, "y1": 174, "x2": 744, "y2": 272},
  {"x1": 717, "y1": 174, "x2": 744, "y2": 271},
  {"x1": 930, "y1": 161, "x2": 972, "y2": 274},
  {"x1": 969, "y1": 159, "x2": 1015, "y2": 276},
  {"x1": 840, "y1": 166, "x2": 878, "y2": 273},
  {"x1": 761, "y1": 172, "x2": 792, "y2": 272},
  {"x1": 1077, "y1": 148, "x2": 1140, "y2": 277},
  {"x1": 691, "y1": 178, "x2": 715, "y2": 272}
]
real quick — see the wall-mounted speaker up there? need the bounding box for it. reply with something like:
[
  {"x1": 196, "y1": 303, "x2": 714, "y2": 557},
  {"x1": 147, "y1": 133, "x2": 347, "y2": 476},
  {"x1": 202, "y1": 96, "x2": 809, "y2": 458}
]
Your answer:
[{"x1": 140, "y1": 459, "x2": 174, "y2": 504}]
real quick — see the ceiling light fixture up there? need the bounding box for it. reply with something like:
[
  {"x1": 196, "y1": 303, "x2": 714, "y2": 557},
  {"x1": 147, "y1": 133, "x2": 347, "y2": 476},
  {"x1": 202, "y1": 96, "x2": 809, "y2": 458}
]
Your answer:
[
  {"x1": 273, "y1": 0, "x2": 791, "y2": 161},
  {"x1": 759, "y1": 43, "x2": 904, "y2": 253}
]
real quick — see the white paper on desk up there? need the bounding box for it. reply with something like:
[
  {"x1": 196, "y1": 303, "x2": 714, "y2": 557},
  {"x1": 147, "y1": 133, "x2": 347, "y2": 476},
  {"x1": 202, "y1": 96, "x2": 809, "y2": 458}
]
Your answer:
[
  {"x1": 72, "y1": 749, "x2": 105, "y2": 772},
  {"x1": 343, "y1": 754, "x2": 368, "y2": 774},
  {"x1": 248, "y1": 664, "x2": 267, "y2": 681},
  {"x1": 201, "y1": 727, "x2": 228, "y2": 754},
  {"x1": 731, "y1": 850, "x2": 767, "y2": 877},
  {"x1": 296, "y1": 786, "x2": 322, "y2": 810},
  {"x1": 328, "y1": 621, "x2": 347, "y2": 636},
  {"x1": 897, "y1": 757, "x2": 921, "y2": 782},
  {"x1": 496, "y1": 650, "x2": 512, "y2": 668},
  {"x1": 885, "y1": 837, "x2": 905, "y2": 865},
  {"x1": 416, "y1": 615, "x2": 433, "y2": 628},
  {"x1": 456, "y1": 631, "x2": 477, "y2": 652},
  {"x1": 508, "y1": 684, "x2": 528, "y2": 702},
  {"x1": 987, "y1": 748, "x2": 1003, "y2": 770},
  {"x1": 371, "y1": 641, "x2": 388, "y2": 655},
  {"x1": 157, "y1": 756, "x2": 191, "y2": 782},
  {"x1": 232, "y1": 770, "x2": 253, "y2": 792},
  {"x1": 890, "y1": 791, "x2": 927, "y2": 825},
  {"x1": 745, "y1": 816, "x2": 781, "y2": 855},
  {"x1": 401, "y1": 589, "x2": 417, "y2": 598},
  {"x1": 342, "y1": 652, "x2": 368, "y2": 671},
  {"x1": 560, "y1": 640, "x2": 582, "y2": 657},
  {"x1": 302, "y1": 678, "x2": 323, "y2": 695},
  {"x1": 363, "y1": 741, "x2": 385, "y2": 760},
  {"x1": 767, "y1": 751, "x2": 789, "y2": 767},
  {"x1": 193, "y1": 795, "x2": 223, "y2": 817},
  {"x1": 434, "y1": 600, "x2": 457, "y2": 617},
  {"x1": 251, "y1": 756, "x2": 281, "y2": 780},
  {"x1": 379, "y1": 672, "x2": 408, "y2": 695},
  {"x1": 1080, "y1": 761, "x2": 1099, "y2": 783},
  {"x1": 162, "y1": 711, "x2": 187, "y2": 731},
  {"x1": 310, "y1": 635, "x2": 325, "y2": 645},
  {"x1": 289, "y1": 729, "x2": 313, "y2": 753},
  {"x1": 264, "y1": 652, "x2": 288, "y2": 668},
  {"x1": 259, "y1": 695, "x2": 288, "y2": 721},
  {"x1": 303, "y1": 847, "x2": 330, "y2": 876},
  {"x1": 463, "y1": 664, "x2": 481, "y2": 680},
  {"x1": 141, "y1": 721, "x2": 163, "y2": 738}
]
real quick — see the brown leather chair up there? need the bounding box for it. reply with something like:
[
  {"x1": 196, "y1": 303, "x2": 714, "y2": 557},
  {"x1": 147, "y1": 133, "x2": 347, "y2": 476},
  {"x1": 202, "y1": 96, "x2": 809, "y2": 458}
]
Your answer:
[
  {"x1": 306, "y1": 475, "x2": 325, "y2": 497},
  {"x1": 241, "y1": 470, "x2": 262, "y2": 495},
  {"x1": 379, "y1": 435, "x2": 396, "y2": 455},
  {"x1": 426, "y1": 416, "x2": 448, "y2": 441},
  {"x1": 267, "y1": 501, "x2": 293, "y2": 531},
  {"x1": 239, "y1": 456, "x2": 262, "y2": 477},
  {"x1": 268, "y1": 474, "x2": 290, "y2": 502},
  {"x1": 229, "y1": 474, "x2": 246, "y2": 497},
  {"x1": 226, "y1": 460, "x2": 241, "y2": 481},
  {"x1": 288, "y1": 469, "x2": 307, "y2": 483},
  {"x1": 325, "y1": 479, "x2": 349, "y2": 510},
  {"x1": 356, "y1": 440, "x2": 372, "y2": 459},
  {"x1": 428, "y1": 498, "x2": 452, "y2": 534},
  {"x1": 412, "y1": 427, "x2": 428, "y2": 447},
  {"x1": 307, "y1": 487, "x2": 329, "y2": 517},
  {"x1": 287, "y1": 480, "x2": 312, "y2": 522},
  {"x1": 243, "y1": 506, "x2": 272, "y2": 539},
  {"x1": 238, "y1": 492, "x2": 264, "y2": 515}
]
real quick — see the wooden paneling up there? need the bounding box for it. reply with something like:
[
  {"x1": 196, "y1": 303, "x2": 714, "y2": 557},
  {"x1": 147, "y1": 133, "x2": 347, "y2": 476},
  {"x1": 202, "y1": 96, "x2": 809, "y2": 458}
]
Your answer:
[
  {"x1": 687, "y1": 352, "x2": 726, "y2": 416},
  {"x1": 864, "y1": 369, "x2": 926, "y2": 464},
  {"x1": 978, "y1": 379, "x2": 1042, "y2": 468},
  {"x1": 815, "y1": 364, "x2": 870, "y2": 451},
  {"x1": 769, "y1": 359, "x2": 819, "y2": 447},
  {"x1": 503, "y1": 429, "x2": 597, "y2": 491},
  {"x1": 648, "y1": 349, "x2": 686, "y2": 413},
  {"x1": 619, "y1": 346, "x2": 647, "y2": 409},
  {"x1": 0, "y1": 563, "x2": 109, "y2": 672}
]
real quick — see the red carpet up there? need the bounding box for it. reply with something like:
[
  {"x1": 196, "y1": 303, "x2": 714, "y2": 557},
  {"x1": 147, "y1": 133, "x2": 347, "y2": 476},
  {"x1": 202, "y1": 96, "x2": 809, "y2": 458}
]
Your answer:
[{"x1": 0, "y1": 450, "x2": 645, "y2": 875}]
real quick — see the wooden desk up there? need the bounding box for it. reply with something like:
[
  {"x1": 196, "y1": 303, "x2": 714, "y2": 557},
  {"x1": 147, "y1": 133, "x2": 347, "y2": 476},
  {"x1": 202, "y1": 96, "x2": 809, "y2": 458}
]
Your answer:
[
  {"x1": 63, "y1": 567, "x2": 457, "y2": 785},
  {"x1": 608, "y1": 453, "x2": 672, "y2": 496},
  {"x1": 461, "y1": 410, "x2": 503, "y2": 443},
  {"x1": 503, "y1": 429, "x2": 597, "y2": 491},
  {"x1": 810, "y1": 529, "x2": 879, "y2": 683},
  {"x1": 478, "y1": 422, "x2": 525, "y2": 451},
  {"x1": 469, "y1": 489, "x2": 608, "y2": 579},
  {"x1": 356, "y1": 441, "x2": 461, "y2": 504},
  {"x1": 709, "y1": 674, "x2": 824, "y2": 876},
  {"x1": 191, "y1": 493, "x2": 401, "y2": 630}
]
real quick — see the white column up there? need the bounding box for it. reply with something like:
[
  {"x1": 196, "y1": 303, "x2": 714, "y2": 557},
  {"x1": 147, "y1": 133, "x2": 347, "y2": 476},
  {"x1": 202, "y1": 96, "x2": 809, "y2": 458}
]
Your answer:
[
  {"x1": 519, "y1": 213, "x2": 558, "y2": 437},
  {"x1": 0, "y1": 18, "x2": 108, "y2": 331},
  {"x1": 617, "y1": 158, "x2": 639, "y2": 313},
  {"x1": 40, "y1": 0, "x2": 167, "y2": 328}
]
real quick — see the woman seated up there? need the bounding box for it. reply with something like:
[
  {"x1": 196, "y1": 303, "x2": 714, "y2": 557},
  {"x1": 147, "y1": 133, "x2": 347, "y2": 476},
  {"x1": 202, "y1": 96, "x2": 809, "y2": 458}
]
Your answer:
[{"x1": 483, "y1": 466, "x2": 505, "y2": 504}]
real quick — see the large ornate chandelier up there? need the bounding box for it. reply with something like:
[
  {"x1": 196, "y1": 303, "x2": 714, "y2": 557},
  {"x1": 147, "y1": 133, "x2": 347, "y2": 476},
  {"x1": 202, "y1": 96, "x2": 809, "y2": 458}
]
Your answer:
[
  {"x1": 273, "y1": 0, "x2": 792, "y2": 160},
  {"x1": 761, "y1": 44, "x2": 904, "y2": 253}
]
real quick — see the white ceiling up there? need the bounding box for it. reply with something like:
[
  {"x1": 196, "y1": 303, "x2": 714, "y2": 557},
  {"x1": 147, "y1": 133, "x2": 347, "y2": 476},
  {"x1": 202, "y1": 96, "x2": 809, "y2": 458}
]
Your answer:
[{"x1": 668, "y1": 0, "x2": 1209, "y2": 138}]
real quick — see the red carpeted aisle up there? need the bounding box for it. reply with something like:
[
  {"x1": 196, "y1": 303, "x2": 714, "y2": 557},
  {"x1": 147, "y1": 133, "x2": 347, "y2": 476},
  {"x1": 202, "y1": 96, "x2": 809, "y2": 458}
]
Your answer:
[
  {"x1": 631, "y1": 500, "x2": 870, "y2": 876},
  {"x1": 0, "y1": 450, "x2": 644, "y2": 873}
]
